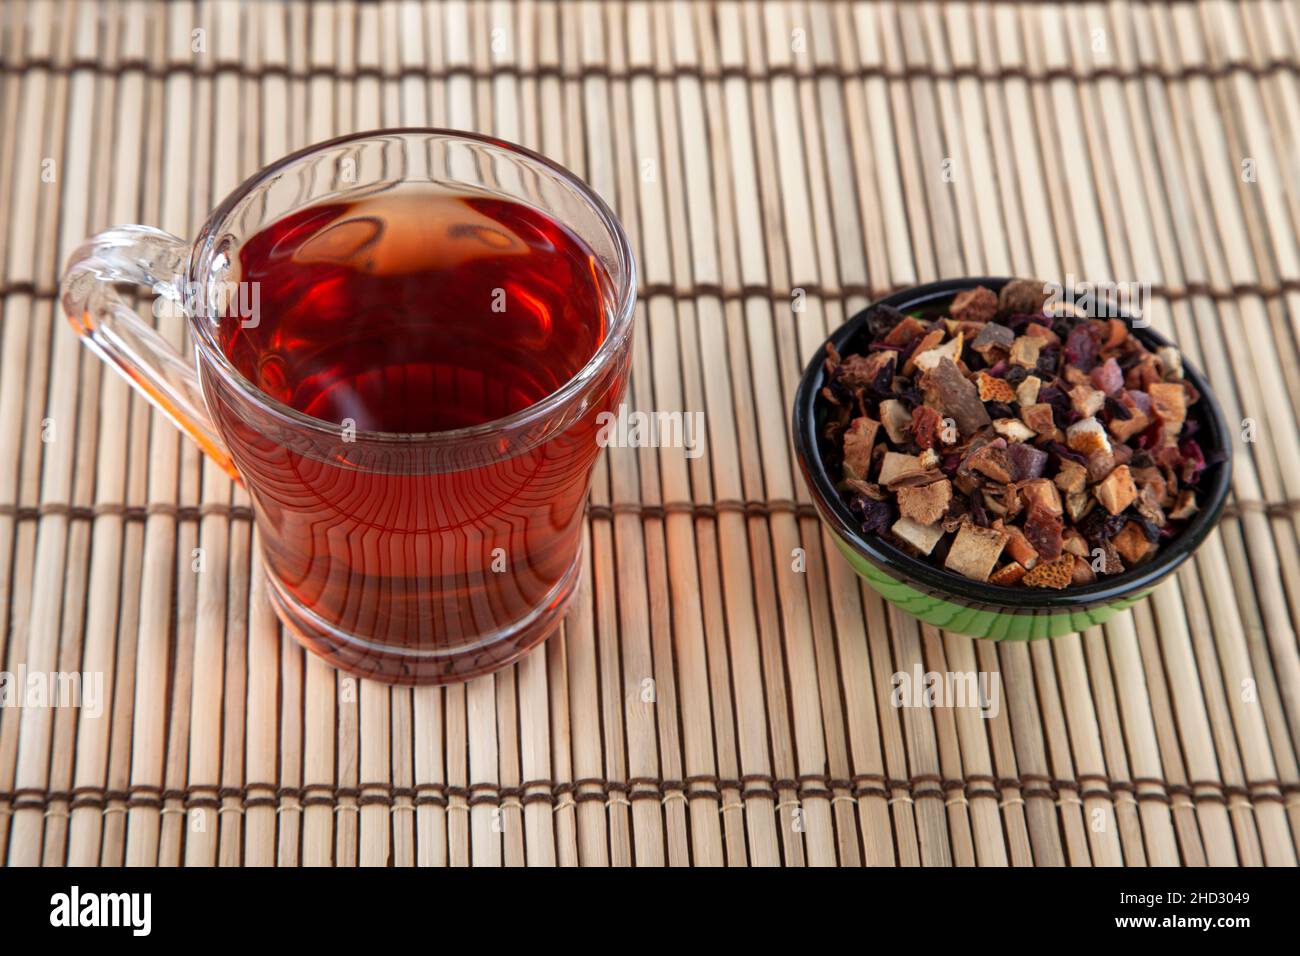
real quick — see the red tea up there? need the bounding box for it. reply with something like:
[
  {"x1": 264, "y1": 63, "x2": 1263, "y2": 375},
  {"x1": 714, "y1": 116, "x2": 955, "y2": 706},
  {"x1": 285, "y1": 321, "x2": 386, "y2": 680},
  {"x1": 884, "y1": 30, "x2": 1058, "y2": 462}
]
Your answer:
[{"x1": 206, "y1": 187, "x2": 624, "y2": 682}]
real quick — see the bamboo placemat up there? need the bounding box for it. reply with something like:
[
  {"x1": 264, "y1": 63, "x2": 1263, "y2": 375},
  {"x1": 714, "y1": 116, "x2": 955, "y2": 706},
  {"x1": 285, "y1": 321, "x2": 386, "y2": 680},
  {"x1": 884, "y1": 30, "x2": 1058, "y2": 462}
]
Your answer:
[{"x1": 2, "y1": 0, "x2": 1299, "y2": 867}]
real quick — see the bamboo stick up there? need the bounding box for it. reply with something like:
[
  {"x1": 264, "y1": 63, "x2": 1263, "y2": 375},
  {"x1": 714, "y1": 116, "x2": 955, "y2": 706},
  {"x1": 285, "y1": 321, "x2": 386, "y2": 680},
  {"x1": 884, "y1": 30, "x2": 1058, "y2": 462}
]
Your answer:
[
  {"x1": 157, "y1": 0, "x2": 208, "y2": 868},
  {"x1": 65, "y1": 0, "x2": 133, "y2": 864},
  {"x1": 920, "y1": 627, "x2": 976, "y2": 867},
  {"x1": 0, "y1": 0, "x2": 19, "y2": 850},
  {"x1": 548, "y1": 0, "x2": 610, "y2": 868},
  {"x1": 0, "y1": 0, "x2": 55, "y2": 866},
  {"x1": 11, "y1": 0, "x2": 80, "y2": 867},
  {"x1": 639, "y1": 0, "x2": 731, "y2": 866},
  {"x1": 702, "y1": 0, "x2": 782, "y2": 866},
  {"x1": 943, "y1": 634, "x2": 1010, "y2": 867}
]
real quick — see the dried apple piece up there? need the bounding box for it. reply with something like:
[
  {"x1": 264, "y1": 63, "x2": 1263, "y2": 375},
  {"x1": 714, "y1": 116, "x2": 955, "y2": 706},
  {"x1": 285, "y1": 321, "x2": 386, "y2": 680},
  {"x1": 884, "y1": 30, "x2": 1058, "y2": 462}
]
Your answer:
[
  {"x1": 897, "y1": 479, "x2": 953, "y2": 526},
  {"x1": 945, "y1": 522, "x2": 1009, "y2": 582}
]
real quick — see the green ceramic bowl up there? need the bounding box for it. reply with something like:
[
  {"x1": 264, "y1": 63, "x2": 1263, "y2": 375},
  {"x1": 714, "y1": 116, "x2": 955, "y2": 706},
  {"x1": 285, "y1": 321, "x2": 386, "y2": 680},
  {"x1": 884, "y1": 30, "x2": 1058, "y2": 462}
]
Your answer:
[{"x1": 792, "y1": 278, "x2": 1232, "y2": 640}]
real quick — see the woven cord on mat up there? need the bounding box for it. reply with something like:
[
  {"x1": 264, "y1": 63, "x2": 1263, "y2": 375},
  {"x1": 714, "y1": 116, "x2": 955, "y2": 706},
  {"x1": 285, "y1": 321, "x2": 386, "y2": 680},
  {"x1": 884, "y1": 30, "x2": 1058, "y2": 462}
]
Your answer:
[{"x1": 1, "y1": 0, "x2": 1299, "y2": 867}]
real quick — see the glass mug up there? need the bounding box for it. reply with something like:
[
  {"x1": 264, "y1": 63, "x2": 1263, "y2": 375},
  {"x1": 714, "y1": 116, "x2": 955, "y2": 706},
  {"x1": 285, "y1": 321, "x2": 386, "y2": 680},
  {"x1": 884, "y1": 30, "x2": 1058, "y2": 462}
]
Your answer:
[{"x1": 61, "y1": 129, "x2": 636, "y2": 685}]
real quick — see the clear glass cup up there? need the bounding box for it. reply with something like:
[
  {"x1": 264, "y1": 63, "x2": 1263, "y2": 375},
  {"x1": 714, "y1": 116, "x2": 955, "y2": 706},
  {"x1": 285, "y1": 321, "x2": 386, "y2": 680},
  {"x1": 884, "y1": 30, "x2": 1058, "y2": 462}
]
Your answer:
[{"x1": 61, "y1": 129, "x2": 636, "y2": 685}]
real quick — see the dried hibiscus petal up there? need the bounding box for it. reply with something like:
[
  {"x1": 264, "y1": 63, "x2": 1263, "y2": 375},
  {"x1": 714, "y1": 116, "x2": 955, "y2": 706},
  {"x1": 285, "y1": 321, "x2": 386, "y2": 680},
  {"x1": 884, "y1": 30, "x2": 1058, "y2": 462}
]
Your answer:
[
  {"x1": 863, "y1": 303, "x2": 909, "y2": 339},
  {"x1": 836, "y1": 350, "x2": 894, "y2": 389},
  {"x1": 851, "y1": 495, "x2": 895, "y2": 535},
  {"x1": 869, "y1": 363, "x2": 894, "y2": 398},
  {"x1": 1179, "y1": 438, "x2": 1206, "y2": 484},
  {"x1": 1104, "y1": 395, "x2": 1132, "y2": 421},
  {"x1": 1034, "y1": 347, "x2": 1060, "y2": 378},
  {"x1": 1090, "y1": 357, "x2": 1124, "y2": 395},
  {"x1": 1048, "y1": 440, "x2": 1089, "y2": 466},
  {"x1": 1024, "y1": 505, "x2": 1065, "y2": 559},
  {"x1": 911, "y1": 404, "x2": 945, "y2": 449},
  {"x1": 1078, "y1": 507, "x2": 1127, "y2": 545},
  {"x1": 1037, "y1": 384, "x2": 1073, "y2": 423},
  {"x1": 1007, "y1": 442, "x2": 1048, "y2": 481},
  {"x1": 1064, "y1": 323, "x2": 1102, "y2": 371}
]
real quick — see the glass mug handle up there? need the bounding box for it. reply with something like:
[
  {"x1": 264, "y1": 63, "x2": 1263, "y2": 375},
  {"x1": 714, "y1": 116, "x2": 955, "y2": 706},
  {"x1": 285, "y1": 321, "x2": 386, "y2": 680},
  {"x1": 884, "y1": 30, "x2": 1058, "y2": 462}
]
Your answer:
[{"x1": 61, "y1": 225, "x2": 238, "y2": 480}]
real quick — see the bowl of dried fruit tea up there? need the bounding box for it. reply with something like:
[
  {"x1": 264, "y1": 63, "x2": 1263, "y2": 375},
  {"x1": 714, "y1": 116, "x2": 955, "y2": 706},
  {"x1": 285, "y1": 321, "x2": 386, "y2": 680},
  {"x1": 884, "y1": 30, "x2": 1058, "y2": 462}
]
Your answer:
[{"x1": 793, "y1": 277, "x2": 1232, "y2": 640}]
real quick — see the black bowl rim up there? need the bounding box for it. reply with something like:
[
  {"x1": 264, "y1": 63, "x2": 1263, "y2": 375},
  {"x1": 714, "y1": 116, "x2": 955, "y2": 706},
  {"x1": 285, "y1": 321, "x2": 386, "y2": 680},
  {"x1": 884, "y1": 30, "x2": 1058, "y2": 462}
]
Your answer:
[{"x1": 792, "y1": 277, "x2": 1233, "y2": 610}]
